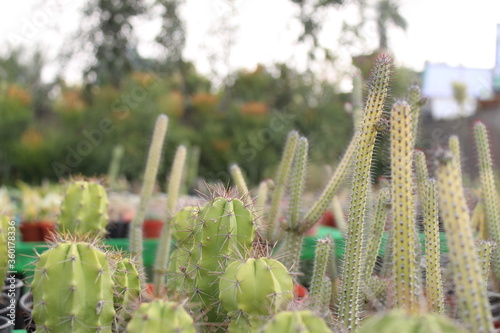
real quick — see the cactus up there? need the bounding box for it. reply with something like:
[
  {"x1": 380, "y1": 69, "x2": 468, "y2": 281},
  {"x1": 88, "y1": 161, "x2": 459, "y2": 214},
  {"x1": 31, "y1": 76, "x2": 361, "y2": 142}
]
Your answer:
[
  {"x1": 448, "y1": 135, "x2": 462, "y2": 184},
  {"x1": 125, "y1": 299, "x2": 195, "y2": 333},
  {"x1": 338, "y1": 54, "x2": 392, "y2": 331},
  {"x1": 261, "y1": 310, "x2": 332, "y2": 333},
  {"x1": 309, "y1": 237, "x2": 332, "y2": 309},
  {"x1": 107, "y1": 144, "x2": 124, "y2": 191},
  {"x1": 421, "y1": 179, "x2": 444, "y2": 314},
  {"x1": 229, "y1": 164, "x2": 253, "y2": 207},
  {"x1": 435, "y1": 150, "x2": 494, "y2": 333},
  {"x1": 407, "y1": 85, "x2": 423, "y2": 149},
  {"x1": 129, "y1": 114, "x2": 169, "y2": 274},
  {"x1": 168, "y1": 196, "x2": 256, "y2": 324},
  {"x1": 219, "y1": 257, "x2": 293, "y2": 317},
  {"x1": 58, "y1": 180, "x2": 109, "y2": 238},
  {"x1": 390, "y1": 100, "x2": 422, "y2": 314},
  {"x1": 31, "y1": 239, "x2": 116, "y2": 333},
  {"x1": 473, "y1": 122, "x2": 500, "y2": 284},
  {"x1": 357, "y1": 310, "x2": 467, "y2": 333},
  {"x1": 112, "y1": 256, "x2": 141, "y2": 331},
  {"x1": 476, "y1": 240, "x2": 495, "y2": 290},
  {"x1": 154, "y1": 145, "x2": 187, "y2": 295}
]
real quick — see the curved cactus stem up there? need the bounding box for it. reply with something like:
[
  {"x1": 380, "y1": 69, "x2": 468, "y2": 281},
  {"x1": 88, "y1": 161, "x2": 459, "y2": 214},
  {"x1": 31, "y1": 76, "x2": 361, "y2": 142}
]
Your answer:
[
  {"x1": 300, "y1": 132, "x2": 358, "y2": 233},
  {"x1": 280, "y1": 137, "x2": 308, "y2": 271},
  {"x1": 477, "y1": 240, "x2": 495, "y2": 290},
  {"x1": 309, "y1": 236, "x2": 332, "y2": 309},
  {"x1": 230, "y1": 163, "x2": 252, "y2": 207},
  {"x1": 474, "y1": 122, "x2": 500, "y2": 285},
  {"x1": 391, "y1": 100, "x2": 422, "y2": 315},
  {"x1": 422, "y1": 179, "x2": 444, "y2": 314},
  {"x1": 337, "y1": 55, "x2": 392, "y2": 331},
  {"x1": 129, "y1": 114, "x2": 168, "y2": 277},
  {"x1": 435, "y1": 150, "x2": 494, "y2": 333},
  {"x1": 364, "y1": 188, "x2": 390, "y2": 278},
  {"x1": 266, "y1": 130, "x2": 299, "y2": 241},
  {"x1": 153, "y1": 145, "x2": 187, "y2": 295},
  {"x1": 254, "y1": 179, "x2": 271, "y2": 233},
  {"x1": 331, "y1": 195, "x2": 347, "y2": 233}
]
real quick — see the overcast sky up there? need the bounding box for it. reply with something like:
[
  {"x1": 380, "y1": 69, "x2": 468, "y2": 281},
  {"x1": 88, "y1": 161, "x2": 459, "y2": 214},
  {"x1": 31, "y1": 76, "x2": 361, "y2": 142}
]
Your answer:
[{"x1": 1, "y1": 0, "x2": 499, "y2": 84}]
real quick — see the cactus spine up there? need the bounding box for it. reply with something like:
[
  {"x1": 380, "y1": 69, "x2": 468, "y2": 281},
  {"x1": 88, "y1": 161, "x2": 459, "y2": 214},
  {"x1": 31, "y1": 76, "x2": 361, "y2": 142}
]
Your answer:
[
  {"x1": 473, "y1": 122, "x2": 500, "y2": 283},
  {"x1": 125, "y1": 300, "x2": 195, "y2": 333},
  {"x1": 309, "y1": 237, "x2": 332, "y2": 309},
  {"x1": 476, "y1": 240, "x2": 495, "y2": 288},
  {"x1": 153, "y1": 144, "x2": 187, "y2": 295},
  {"x1": 129, "y1": 114, "x2": 168, "y2": 273},
  {"x1": 281, "y1": 136, "x2": 308, "y2": 271},
  {"x1": 435, "y1": 151, "x2": 494, "y2": 333},
  {"x1": 112, "y1": 256, "x2": 141, "y2": 331},
  {"x1": 391, "y1": 100, "x2": 421, "y2": 314},
  {"x1": 338, "y1": 55, "x2": 392, "y2": 331},
  {"x1": 31, "y1": 240, "x2": 116, "y2": 333},
  {"x1": 58, "y1": 180, "x2": 109, "y2": 237},
  {"x1": 421, "y1": 179, "x2": 444, "y2": 314}
]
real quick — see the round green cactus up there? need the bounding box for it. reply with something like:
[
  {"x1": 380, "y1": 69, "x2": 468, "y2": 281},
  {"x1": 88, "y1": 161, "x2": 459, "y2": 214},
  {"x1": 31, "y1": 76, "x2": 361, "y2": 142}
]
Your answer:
[
  {"x1": 261, "y1": 310, "x2": 332, "y2": 333},
  {"x1": 31, "y1": 240, "x2": 115, "y2": 333},
  {"x1": 58, "y1": 180, "x2": 109, "y2": 237},
  {"x1": 112, "y1": 256, "x2": 141, "y2": 331},
  {"x1": 125, "y1": 300, "x2": 195, "y2": 333},
  {"x1": 357, "y1": 310, "x2": 467, "y2": 333},
  {"x1": 219, "y1": 257, "x2": 293, "y2": 316}
]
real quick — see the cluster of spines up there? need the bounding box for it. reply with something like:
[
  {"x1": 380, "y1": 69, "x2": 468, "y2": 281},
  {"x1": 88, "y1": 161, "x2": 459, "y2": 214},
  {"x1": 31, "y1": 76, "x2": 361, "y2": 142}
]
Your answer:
[
  {"x1": 338, "y1": 54, "x2": 392, "y2": 331},
  {"x1": 435, "y1": 150, "x2": 494, "y2": 333}
]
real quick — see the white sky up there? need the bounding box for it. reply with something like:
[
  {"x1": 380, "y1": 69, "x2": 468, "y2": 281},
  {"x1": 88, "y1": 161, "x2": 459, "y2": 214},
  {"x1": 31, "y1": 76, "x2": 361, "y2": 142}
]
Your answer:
[{"x1": 1, "y1": 0, "x2": 499, "y2": 85}]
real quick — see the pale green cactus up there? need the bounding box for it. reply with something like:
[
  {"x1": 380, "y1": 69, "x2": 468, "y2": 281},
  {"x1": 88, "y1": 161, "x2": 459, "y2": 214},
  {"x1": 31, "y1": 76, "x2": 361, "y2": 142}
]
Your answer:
[
  {"x1": 112, "y1": 256, "x2": 141, "y2": 332},
  {"x1": 338, "y1": 54, "x2": 392, "y2": 331},
  {"x1": 107, "y1": 144, "x2": 124, "y2": 191},
  {"x1": 407, "y1": 85, "x2": 423, "y2": 149},
  {"x1": 309, "y1": 237, "x2": 332, "y2": 309},
  {"x1": 229, "y1": 164, "x2": 252, "y2": 207},
  {"x1": 435, "y1": 150, "x2": 494, "y2": 333},
  {"x1": 476, "y1": 240, "x2": 495, "y2": 290},
  {"x1": 261, "y1": 310, "x2": 332, "y2": 333},
  {"x1": 448, "y1": 135, "x2": 462, "y2": 184}
]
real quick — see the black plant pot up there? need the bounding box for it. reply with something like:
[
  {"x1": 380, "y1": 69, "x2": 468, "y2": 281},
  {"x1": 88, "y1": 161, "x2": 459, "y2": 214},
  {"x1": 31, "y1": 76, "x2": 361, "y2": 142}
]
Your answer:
[
  {"x1": 106, "y1": 220, "x2": 130, "y2": 238},
  {"x1": 19, "y1": 292, "x2": 35, "y2": 333},
  {"x1": 0, "y1": 316, "x2": 13, "y2": 333}
]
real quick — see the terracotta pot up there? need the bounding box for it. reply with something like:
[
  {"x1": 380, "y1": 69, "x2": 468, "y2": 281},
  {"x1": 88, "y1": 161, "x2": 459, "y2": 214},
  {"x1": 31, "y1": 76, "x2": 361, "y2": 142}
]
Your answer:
[
  {"x1": 39, "y1": 222, "x2": 57, "y2": 242},
  {"x1": 143, "y1": 219, "x2": 164, "y2": 238},
  {"x1": 19, "y1": 223, "x2": 43, "y2": 242},
  {"x1": 294, "y1": 284, "x2": 308, "y2": 303}
]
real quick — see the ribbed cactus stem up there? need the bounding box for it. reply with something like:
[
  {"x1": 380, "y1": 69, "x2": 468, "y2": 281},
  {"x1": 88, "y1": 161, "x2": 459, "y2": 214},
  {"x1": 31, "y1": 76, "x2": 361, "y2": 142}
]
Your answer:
[
  {"x1": 309, "y1": 237, "x2": 332, "y2": 309},
  {"x1": 474, "y1": 122, "x2": 500, "y2": 283},
  {"x1": 129, "y1": 114, "x2": 168, "y2": 274},
  {"x1": 267, "y1": 130, "x2": 299, "y2": 240},
  {"x1": 153, "y1": 145, "x2": 187, "y2": 295},
  {"x1": 476, "y1": 241, "x2": 495, "y2": 288},
  {"x1": 408, "y1": 85, "x2": 422, "y2": 148},
  {"x1": 364, "y1": 188, "x2": 390, "y2": 278},
  {"x1": 281, "y1": 137, "x2": 308, "y2": 271},
  {"x1": 435, "y1": 151, "x2": 494, "y2": 333},
  {"x1": 338, "y1": 55, "x2": 392, "y2": 331},
  {"x1": 255, "y1": 179, "x2": 271, "y2": 231},
  {"x1": 422, "y1": 179, "x2": 444, "y2": 314},
  {"x1": 414, "y1": 150, "x2": 429, "y2": 203},
  {"x1": 321, "y1": 276, "x2": 333, "y2": 310},
  {"x1": 107, "y1": 144, "x2": 124, "y2": 191},
  {"x1": 185, "y1": 145, "x2": 200, "y2": 192},
  {"x1": 448, "y1": 135, "x2": 462, "y2": 182},
  {"x1": 332, "y1": 196, "x2": 347, "y2": 233},
  {"x1": 391, "y1": 100, "x2": 421, "y2": 314},
  {"x1": 300, "y1": 132, "x2": 357, "y2": 233},
  {"x1": 230, "y1": 163, "x2": 253, "y2": 207}
]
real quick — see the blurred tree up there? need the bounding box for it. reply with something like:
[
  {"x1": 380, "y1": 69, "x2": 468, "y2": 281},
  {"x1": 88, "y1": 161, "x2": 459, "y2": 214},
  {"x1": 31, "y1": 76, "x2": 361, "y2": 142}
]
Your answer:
[{"x1": 376, "y1": 0, "x2": 407, "y2": 50}]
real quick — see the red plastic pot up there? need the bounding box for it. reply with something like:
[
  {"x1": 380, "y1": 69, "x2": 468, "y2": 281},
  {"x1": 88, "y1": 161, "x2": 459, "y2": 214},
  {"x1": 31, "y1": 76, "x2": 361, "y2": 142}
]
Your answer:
[
  {"x1": 19, "y1": 223, "x2": 43, "y2": 242},
  {"x1": 294, "y1": 284, "x2": 309, "y2": 303},
  {"x1": 143, "y1": 219, "x2": 164, "y2": 238}
]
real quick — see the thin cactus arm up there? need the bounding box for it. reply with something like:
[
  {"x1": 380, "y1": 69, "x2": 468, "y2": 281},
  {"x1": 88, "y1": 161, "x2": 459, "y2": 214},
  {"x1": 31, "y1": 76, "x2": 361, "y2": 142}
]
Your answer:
[
  {"x1": 300, "y1": 132, "x2": 358, "y2": 233},
  {"x1": 153, "y1": 144, "x2": 187, "y2": 295},
  {"x1": 391, "y1": 100, "x2": 421, "y2": 315},
  {"x1": 337, "y1": 54, "x2": 392, "y2": 332},
  {"x1": 229, "y1": 163, "x2": 253, "y2": 207},
  {"x1": 309, "y1": 236, "x2": 332, "y2": 309},
  {"x1": 435, "y1": 150, "x2": 494, "y2": 333},
  {"x1": 477, "y1": 240, "x2": 495, "y2": 290},
  {"x1": 129, "y1": 114, "x2": 169, "y2": 275},
  {"x1": 448, "y1": 135, "x2": 462, "y2": 183},
  {"x1": 408, "y1": 84, "x2": 423, "y2": 149},
  {"x1": 107, "y1": 144, "x2": 124, "y2": 191}
]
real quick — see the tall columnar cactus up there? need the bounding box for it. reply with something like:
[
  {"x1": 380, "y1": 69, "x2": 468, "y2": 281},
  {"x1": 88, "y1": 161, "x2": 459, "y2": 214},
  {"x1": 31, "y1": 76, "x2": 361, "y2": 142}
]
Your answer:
[
  {"x1": 421, "y1": 179, "x2": 444, "y2": 314},
  {"x1": 473, "y1": 122, "x2": 500, "y2": 283},
  {"x1": 407, "y1": 85, "x2": 423, "y2": 149},
  {"x1": 364, "y1": 188, "x2": 390, "y2": 278},
  {"x1": 357, "y1": 310, "x2": 467, "y2": 333},
  {"x1": 229, "y1": 164, "x2": 253, "y2": 207},
  {"x1": 58, "y1": 180, "x2": 109, "y2": 237},
  {"x1": 435, "y1": 151, "x2": 494, "y2": 333},
  {"x1": 125, "y1": 300, "x2": 195, "y2": 333},
  {"x1": 309, "y1": 237, "x2": 332, "y2": 309},
  {"x1": 281, "y1": 136, "x2": 308, "y2": 271},
  {"x1": 168, "y1": 196, "x2": 256, "y2": 323},
  {"x1": 31, "y1": 240, "x2": 116, "y2": 333},
  {"x1": 261, "y1": 311, "x2": 332, "y2": 333},
  {"x1": 476, "y1": 240, "x2": 495, "y2": 289},
  {"x1": 129, "y1": 114, "x2": 168, "y2": 273},
  {"x1": 266, "y1": 130, "x2": 299, "y2": 241},
  {"x1": 448, "y1": 135, "x2": 462, "y2": 184},
  {"x1": 391, "y1": 100, "x2": 421, "y2": 314},
  {"x1": 153, "y1": 145, "x2": 187, "y2": 295},
  {"x1": 219, "y1": 257, "x2": 293, "y2": 331},
  {"x1": 107, "y1": 144, "x2": 125, "y2": 191},
  {"x1": 338, "y1": 55, "x2": 392, "y2": 331}
]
